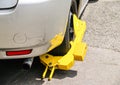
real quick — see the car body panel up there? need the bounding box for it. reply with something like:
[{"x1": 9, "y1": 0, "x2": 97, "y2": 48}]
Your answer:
[
  {"x1": 0, "y1": 0, "x2": 88, "y2": 59},
  {"x1": 0, "y1": 0, "x2": 71, "y2": 59},
  {"x1": 0, "y1": 0, "x2": 71, "y2": 49}
]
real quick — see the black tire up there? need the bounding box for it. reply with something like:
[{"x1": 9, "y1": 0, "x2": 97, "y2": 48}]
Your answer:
[
  {"x1": 89, "y1": 0, "x2": 98, "y2": 2},
  {"x1": 71, "y1": 0, "x2": 78, "y2": 16},
  {"x1": 49, "y1": 0, "x2": 78, "y2": 56}
]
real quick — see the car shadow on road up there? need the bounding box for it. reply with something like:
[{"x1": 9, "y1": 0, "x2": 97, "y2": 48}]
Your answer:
[
  {"x1": 0, "y1": 57, "x2": 77, "y2": 85},
  {"x1": 53, "y1": 69, "x2": 77, "y2": 79},
  {"x1": 89, "y1": 0, "x2": 99, "y2": 3}
]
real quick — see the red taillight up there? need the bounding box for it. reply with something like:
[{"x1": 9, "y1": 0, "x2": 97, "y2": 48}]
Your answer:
[{"x1": 6, "y1": 49, "x2": 32, "y2": 56}]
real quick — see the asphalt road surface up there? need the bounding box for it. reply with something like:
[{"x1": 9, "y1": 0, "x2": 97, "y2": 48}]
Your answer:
[
  {"x1": 83, "y1": 0, "x2": 120, "y2": 52},
  {"x1": 0, "y1": 0, "x2": 120, "y2": 85}
]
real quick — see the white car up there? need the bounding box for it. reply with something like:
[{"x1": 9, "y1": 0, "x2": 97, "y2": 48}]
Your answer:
[{"x1": 0, "y1": 0, "x2": 97, "y2": 59}]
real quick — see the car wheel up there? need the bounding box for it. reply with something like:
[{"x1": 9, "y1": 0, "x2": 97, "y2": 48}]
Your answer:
[
  {"x1": 89, "y1": 0, "x2": 98, "y2": 2},
  {"x1": 49, "y1": 0, "x2": 78, "y2": 56}
]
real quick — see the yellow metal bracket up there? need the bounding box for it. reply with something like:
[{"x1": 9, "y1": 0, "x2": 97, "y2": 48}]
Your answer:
[{"x1": 39, "y1": 14, "x2": 87, "y2": 80}]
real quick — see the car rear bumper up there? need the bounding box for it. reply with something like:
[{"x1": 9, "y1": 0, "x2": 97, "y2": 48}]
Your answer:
[
  {"x1": 0, "y1": 43, "x2": 50, "y2": 59},
  {"x1": 0, "y1": 0, "x2": 71, "y2": 48},
  {"x1": 0, "y1": 0, "x2": 71, "y2": 59}
]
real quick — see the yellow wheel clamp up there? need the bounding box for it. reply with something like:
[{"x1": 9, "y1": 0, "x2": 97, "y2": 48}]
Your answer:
[{"x1": 39, "y1": 14, "x2": 87, "y2": 81}]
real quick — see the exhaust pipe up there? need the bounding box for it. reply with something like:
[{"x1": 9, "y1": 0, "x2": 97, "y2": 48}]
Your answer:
[{"x1": 23, "y1": 57, "x2": 34, "y2": 70}]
